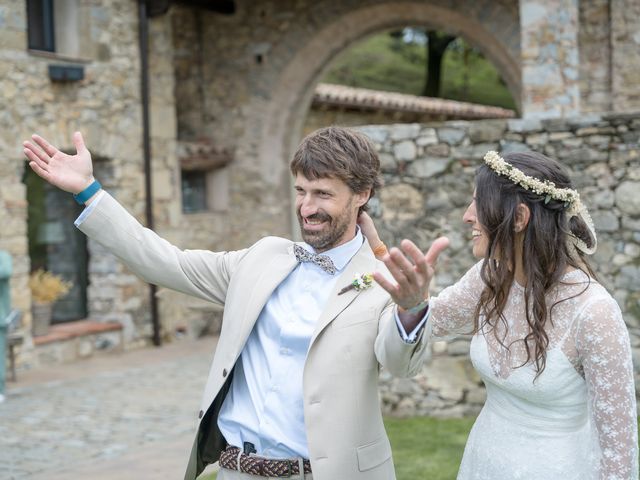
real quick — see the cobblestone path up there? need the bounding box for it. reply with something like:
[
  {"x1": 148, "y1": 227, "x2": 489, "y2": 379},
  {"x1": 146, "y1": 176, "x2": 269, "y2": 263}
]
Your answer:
[{"x1": 0, "y1": 337, "x2": 216, "y2": 480}]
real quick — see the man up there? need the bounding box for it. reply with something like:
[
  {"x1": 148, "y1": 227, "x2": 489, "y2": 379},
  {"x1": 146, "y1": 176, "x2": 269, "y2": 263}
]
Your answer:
[{"x1": 23, "y1": 127, "x2": 448, "y2": 480}]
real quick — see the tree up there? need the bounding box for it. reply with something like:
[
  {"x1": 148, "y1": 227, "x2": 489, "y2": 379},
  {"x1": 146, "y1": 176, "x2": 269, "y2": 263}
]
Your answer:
[
  {"x1": 389, "y1": 28, "x2": 457, "y2": 97},
  {"x1": 423, "y1": 30, "x2": 456, "y2": 97}
]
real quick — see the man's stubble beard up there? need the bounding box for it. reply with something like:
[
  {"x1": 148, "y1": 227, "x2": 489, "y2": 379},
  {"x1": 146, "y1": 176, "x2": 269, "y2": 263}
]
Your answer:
[{"x1": 297, "y1": 201, "x2": 356, "y2": 252}]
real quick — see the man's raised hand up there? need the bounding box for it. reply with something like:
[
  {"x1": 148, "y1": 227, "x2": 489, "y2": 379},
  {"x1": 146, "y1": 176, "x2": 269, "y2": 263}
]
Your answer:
[
  {"x1": 373, "y1": 237, "x2": 449, "y2": 312},
  {"x1": 23, "y1": 131, "x2": 94, "y2": 194}
]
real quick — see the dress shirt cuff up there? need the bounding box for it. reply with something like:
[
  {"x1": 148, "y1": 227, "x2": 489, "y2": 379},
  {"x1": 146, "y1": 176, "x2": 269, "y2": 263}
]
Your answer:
[
  {"x1": 74, "y1": 190, "x2": 106, "y2": 227},
  {"x1": 394, "y1": 305, "x2": 430, "y2": 344}
]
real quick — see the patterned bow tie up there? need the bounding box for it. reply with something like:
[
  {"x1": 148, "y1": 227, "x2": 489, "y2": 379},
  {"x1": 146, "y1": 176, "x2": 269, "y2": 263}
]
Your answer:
[{"x1": 293, "y1": 244, "x2": 337, "y2": 275}]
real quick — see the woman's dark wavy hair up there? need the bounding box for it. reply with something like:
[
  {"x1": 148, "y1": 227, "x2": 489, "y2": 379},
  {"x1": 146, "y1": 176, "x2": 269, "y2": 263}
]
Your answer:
[{"x1": 473, "y1": 151, "x2": 597, "y2": 379}]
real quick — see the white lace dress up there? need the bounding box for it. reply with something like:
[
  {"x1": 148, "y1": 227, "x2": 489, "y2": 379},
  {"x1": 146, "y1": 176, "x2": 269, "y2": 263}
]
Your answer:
[{"x1": 429, "y1": 262, "x2": 639, "y2": 480}]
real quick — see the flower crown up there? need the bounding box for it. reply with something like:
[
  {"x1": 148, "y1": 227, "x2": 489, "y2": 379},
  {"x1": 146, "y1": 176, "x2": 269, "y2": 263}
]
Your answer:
[
  {"x1": 484, "y1": 151, "x2": 582, "y2": 214},
  {"x1": 483, "y1": 151, "x2": 597, "y2": 255}
]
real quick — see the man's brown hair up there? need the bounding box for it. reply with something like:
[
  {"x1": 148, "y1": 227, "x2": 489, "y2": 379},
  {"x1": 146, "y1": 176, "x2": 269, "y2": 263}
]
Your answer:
[{"x1": 290, "y1": 126, "x2": 382, "y2": 212}]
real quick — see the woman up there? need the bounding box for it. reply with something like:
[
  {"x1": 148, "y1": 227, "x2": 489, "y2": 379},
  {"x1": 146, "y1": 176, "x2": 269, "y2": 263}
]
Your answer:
[{"x1": 363, "y1": 150, "x2": 638, "y2": 479}]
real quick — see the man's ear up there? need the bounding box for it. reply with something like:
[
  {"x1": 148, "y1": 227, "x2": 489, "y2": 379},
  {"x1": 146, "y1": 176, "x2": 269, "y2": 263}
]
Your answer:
[
  {"x1": 514, "y1": 203, "x2": 531, "y2": 233},
  {"x1": 354, "y1": 189, "x2": 371, "y2": 209}
]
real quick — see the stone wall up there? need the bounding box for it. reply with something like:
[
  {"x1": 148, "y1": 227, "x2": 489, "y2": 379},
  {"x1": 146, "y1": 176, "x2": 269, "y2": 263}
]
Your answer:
[
  {"x1": 360, "y1": 113, "x2": 640, "y2": 417},
  {"x1": 611, "y1": 0, "x2": 640, "y2": 112},
  {"x1": 0, "y1": 0, "x2": 152, "y2": 362},
  {"x1": 520, "y1": 0, "x2": 580, "y2": 118},
  {"x1": 578, "y1": 0, "x2": 612, "y2": 113},
  {"x1": 577, "y1": 0, "x2": 640, "y2": 114}
]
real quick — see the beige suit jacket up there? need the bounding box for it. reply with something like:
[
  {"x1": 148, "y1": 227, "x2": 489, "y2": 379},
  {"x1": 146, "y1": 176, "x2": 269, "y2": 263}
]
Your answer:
[{"x1": 78, "y1": 193, "x2": 430, "y2": 480}]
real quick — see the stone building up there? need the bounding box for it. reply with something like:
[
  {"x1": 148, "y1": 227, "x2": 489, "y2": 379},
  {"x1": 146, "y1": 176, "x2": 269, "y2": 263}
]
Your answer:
[{"x1": 1, "y1": 0, "x2": 639, "y2": 397}]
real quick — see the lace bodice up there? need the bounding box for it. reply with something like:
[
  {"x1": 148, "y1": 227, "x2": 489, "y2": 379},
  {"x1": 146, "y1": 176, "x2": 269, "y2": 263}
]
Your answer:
[{"x1": 430, "y1": 261, "x2": 639, "y2": 479}]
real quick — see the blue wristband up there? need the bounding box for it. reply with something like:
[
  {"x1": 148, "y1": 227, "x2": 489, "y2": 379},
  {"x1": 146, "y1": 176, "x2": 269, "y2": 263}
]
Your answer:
[{"x1": 73, "y1": 179, "x2": 102, "y2": 205}]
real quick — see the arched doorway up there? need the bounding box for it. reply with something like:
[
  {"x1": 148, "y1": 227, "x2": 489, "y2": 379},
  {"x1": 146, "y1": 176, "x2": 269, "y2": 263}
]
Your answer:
[{"x1": 234, "y1": 0, "x2": 520, "y2": 238}]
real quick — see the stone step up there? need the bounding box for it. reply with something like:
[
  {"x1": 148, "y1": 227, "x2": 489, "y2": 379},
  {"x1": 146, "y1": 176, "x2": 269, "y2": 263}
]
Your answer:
[{"x1": 31, "y1": 320, "x2": 124, "y2": 367}]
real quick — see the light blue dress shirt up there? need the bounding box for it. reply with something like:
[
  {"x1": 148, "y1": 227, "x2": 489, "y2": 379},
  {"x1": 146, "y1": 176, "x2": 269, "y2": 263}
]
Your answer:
[{"x1": 75, "y1": 194, "x2": 427, "y2": 459}]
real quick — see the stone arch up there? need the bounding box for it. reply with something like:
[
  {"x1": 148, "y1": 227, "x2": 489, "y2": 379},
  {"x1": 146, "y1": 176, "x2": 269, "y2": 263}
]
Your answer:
[{"x1": 239, "y1": 0, "x2": 520, "y2": 237}]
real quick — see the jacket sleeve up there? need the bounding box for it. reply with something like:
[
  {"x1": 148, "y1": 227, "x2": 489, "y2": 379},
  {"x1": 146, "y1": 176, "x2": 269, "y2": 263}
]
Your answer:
[
  {"x1": 374, "y1": 298, "x2": 431, "y2": 378},
  {"x1": 77, "y1": 192, "x2": 248, "y2": 305}
]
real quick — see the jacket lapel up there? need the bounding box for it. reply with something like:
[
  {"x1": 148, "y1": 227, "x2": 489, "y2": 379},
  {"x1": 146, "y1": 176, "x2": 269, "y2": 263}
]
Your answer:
[{"x1": 310, "y1": 241, "x2": 377, "y2": 345}]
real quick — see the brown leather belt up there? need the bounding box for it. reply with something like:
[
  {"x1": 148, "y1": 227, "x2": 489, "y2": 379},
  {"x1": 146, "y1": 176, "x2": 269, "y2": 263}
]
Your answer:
[{"x1": 219, "y1": 446, "x2": 312, "y2": 477}]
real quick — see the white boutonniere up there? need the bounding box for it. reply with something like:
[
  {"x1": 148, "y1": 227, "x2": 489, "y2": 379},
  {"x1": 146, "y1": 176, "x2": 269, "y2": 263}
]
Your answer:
[{"x1": 338, "y1": 272, "x2": 374, "y2": 295}]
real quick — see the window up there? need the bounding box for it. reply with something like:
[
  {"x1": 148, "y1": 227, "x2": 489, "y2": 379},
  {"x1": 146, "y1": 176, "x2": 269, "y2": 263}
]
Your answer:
[
  {"x1": 27, "y1": 0, "x2": 55, "y2": 52},
  {"x1": 181, "y1": 171, "x2": 208, "y2": 213},
  {"x1": 179, "y1": 142, "x2": 231, "y2": 213},
  {"x1": 26, "y1": 0, "x2": 82, "y2": 58}
]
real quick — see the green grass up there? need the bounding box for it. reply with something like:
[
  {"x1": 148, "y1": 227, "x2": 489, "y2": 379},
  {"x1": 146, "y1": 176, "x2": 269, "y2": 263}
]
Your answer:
[
  {"x1": 385, "y1": 416, "x2": 475, "y2": 479},
  {"x1": 322, "y1": 31, "x2": 517, "y2": 110}
]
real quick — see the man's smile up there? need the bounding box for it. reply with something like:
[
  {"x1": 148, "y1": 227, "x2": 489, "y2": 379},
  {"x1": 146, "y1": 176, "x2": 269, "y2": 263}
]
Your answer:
[{"x1": 303, "y1": 216, "x2": 329, "y2": 231}]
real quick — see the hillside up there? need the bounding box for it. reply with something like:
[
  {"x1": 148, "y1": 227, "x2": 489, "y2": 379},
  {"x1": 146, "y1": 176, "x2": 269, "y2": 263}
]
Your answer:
[{"x1": 322, "y1": 31, "x2": 517, "y2": 110}]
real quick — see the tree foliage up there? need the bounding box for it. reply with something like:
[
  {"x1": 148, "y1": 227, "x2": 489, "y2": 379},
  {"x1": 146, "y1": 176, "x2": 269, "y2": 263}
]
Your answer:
[{"x1": 322, "y1": 28, "x2": 516, "y2": 110}]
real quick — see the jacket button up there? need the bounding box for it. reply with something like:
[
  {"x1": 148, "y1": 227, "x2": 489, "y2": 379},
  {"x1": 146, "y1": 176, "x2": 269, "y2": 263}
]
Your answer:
[
  {"x1": 198, "y1": 410, "x2": 204, "y2": 419},
  {"x1": 223, "y1": 368, "x2": 228, "y2": 377}
]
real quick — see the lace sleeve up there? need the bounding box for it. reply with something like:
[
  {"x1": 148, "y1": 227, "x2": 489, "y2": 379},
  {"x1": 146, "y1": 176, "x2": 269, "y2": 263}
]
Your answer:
[
  {"x1": 575, "y1": 294, "x2": 639, "y2": 480},
  {"x1": 429, "y1": 261, "x2": 485, "y2": 338}
]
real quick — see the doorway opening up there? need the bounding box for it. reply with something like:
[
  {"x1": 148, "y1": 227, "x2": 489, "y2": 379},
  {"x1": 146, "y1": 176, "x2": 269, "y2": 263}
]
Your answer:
[{"x1": 24, "y1": 167, "x2": 89, "y2": 323}]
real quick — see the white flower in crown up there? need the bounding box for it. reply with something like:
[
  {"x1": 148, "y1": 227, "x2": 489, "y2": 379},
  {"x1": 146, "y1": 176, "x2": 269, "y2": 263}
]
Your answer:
[{"x1": 484, "y1": 151, "x2": 581, "y2": 209}]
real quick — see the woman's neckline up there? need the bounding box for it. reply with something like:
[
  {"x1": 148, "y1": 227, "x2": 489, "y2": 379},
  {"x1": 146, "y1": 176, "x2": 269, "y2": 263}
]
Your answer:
[{"x1": 511, "y1": 267, "x2": 589, "y2": 292}]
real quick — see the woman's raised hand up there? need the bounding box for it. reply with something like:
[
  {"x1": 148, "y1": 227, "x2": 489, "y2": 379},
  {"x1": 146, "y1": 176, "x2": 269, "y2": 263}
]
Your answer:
[
  {"x1": 358, "y1": 211, "x2": 388, "y2": 258},
  {"x1": 23, "y1": 132, "x2": 95, "y2": 194}
]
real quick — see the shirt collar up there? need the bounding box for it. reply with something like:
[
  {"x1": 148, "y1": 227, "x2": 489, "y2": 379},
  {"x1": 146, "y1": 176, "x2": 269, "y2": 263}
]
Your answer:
[{"x1": 299, "y1": 227, "x2": 364, "y2": 273}]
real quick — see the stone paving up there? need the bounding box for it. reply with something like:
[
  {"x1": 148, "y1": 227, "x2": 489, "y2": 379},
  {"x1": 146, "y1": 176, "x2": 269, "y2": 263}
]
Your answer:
[{"x1": 0, "y1": 337, "x2": 219, "y2": 480}]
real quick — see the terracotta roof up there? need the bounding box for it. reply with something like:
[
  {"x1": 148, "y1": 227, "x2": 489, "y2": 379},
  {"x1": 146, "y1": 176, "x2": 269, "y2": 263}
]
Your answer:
[{"x1": 312, "y1": 83, "x2": 515, "y2": 119}]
